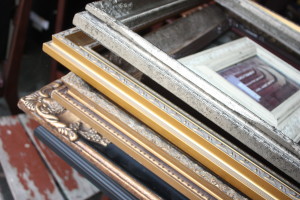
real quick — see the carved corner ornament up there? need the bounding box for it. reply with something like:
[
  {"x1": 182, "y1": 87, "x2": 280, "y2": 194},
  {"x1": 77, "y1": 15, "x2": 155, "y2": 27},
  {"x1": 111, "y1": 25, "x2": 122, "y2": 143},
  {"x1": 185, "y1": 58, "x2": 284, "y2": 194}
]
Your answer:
[
  {"x1": 19, "y1": 80, "x2": 78, "y2": 141},
  {"x1": 69, "y1": 121, "x2": 110, "y2": 146},
  {"x1": 18, "y1": 80, "x2": 109, "y2": 146}
]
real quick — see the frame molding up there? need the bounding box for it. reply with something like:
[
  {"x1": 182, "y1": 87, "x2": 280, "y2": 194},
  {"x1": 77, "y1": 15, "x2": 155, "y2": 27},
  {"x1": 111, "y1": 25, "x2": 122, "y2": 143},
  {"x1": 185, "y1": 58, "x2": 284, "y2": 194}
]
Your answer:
[
  {"x1": 179, "y1": 37, "x2": 300, "y2": 141},
  {"x1": 19, "y1": 81, "x2": 232, "y2": 200},
  {"x1": 42, "y1": 29, "x2": 300, "y2": 199},
  {"x1": 215, "y1": 0, "x2": 300, "y2": 55},
  {"x1": 18, "y1": 81, "x2": 163, "y2": 200},
  {"x1": 34, "y1": 126, "x2": 137, "y2": 200},
  {"x1": 71, "y1": 6, "x2": 300, "y2": 183}
]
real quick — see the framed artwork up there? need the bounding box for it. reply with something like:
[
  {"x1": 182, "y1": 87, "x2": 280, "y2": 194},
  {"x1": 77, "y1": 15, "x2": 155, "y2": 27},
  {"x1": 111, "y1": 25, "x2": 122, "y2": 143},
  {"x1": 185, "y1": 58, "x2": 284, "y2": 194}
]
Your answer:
[{"x1": 179, "y1": 37, "x2": 300, "y2": 141}]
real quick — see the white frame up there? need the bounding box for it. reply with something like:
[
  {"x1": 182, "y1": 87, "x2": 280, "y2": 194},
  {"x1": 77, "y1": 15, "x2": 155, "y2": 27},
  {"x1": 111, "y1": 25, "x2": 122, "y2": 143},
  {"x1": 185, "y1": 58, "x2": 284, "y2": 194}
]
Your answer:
[{"x1": 179, "y1": 37, "x2": 300, "y2": 140}]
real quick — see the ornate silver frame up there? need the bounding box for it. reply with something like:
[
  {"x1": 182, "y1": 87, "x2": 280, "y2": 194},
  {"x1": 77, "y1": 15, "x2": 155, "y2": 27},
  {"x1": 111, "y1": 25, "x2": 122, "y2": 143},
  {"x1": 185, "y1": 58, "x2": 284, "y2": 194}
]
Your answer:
[{"x1": 71, "y1": 1, "x2": 300, "y2": 185}]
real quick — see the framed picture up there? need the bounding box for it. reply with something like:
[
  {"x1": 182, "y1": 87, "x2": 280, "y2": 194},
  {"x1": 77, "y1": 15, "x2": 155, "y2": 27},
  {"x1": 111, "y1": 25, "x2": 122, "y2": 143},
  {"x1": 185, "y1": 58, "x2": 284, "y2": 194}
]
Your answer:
[
  {"x1": 179, "y1": 37, "x2": 300, "y2": 141},
  {"x1": 43, "y1": 28, "x2": 300, "y2": 199}
]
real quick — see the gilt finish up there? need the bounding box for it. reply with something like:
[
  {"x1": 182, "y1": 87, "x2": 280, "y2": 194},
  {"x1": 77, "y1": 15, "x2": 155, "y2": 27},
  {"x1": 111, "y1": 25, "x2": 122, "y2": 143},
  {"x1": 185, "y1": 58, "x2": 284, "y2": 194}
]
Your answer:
[
  {"x1": 18, "y1": 82, "x2": 163, "y2": 200},
  {"x1": 19, "y1": 81, "x2": 109, "y2": 146},
  {"x1": 53, "y1": 85, "x2": 225, "y2": 200},
  {"x1": 62, "y1": 72, "x2": 248, "y2": 200}
]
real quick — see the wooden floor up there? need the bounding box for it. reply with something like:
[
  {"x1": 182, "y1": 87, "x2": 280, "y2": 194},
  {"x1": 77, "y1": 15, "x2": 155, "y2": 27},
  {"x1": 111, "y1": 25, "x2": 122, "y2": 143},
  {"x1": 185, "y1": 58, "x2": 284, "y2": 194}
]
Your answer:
[{"x1": 0, "y1": 114, "x2": 106, "y2": 200}]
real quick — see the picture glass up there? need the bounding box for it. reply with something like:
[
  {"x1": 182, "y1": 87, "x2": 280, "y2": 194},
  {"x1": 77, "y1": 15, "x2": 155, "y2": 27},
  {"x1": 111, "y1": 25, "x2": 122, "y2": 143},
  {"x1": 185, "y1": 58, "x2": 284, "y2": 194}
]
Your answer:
[{"x1": 218, "y1": 56, "x2": 300, "y2": 111}]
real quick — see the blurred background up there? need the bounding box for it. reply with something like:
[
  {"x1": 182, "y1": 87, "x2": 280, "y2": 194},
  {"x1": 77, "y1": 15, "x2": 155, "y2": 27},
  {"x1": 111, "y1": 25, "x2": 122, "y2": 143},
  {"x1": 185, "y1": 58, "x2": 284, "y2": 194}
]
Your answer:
[{"x1": 0, "y1": 0, "x2": 93, "y2": 116}]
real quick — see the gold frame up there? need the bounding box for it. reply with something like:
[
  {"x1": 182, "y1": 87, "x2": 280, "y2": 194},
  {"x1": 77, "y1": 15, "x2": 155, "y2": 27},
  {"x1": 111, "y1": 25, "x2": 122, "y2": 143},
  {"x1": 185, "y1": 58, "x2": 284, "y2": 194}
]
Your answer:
[
  {"x1": 17, "y1": 81, "x2": 161, "y2": 200},
  {"x1": 54, "y1": 83, "x2": 232, "y2": 200},
  {"x1": 43, "y1": 28, "x2": 300, "y2": 200},
  {"x1": 18, "y1": 80, "x2": 234, "y2": 200}
]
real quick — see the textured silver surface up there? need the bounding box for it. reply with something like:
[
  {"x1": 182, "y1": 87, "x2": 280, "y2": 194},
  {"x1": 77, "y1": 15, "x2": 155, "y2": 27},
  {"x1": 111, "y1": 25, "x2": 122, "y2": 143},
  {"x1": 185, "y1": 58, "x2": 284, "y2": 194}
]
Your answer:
[
  {"x1": 216, "y1": 0, "x2": 300, "y2": 55},
  {"x1": 84, "y1": 0, "x2": 216, "y2": 79},
  {"x1": 144, "y1": 4, "x2": 228, "y2": 58},
  {"x1": 100, "y1": 4, "x2": 228, "y2": 79},
  {"x1": 101, "y1": 4, "x2": 228, "y2": 78},
  {"x1": 73, "y1": 9, "x2": 300, "y2": 183},
  {"x1": 62, "y1": 72, "x2": 248, "y2": 200},
  {"x1": 88, "y1": 0, "x2": 206, "y2": 30}
]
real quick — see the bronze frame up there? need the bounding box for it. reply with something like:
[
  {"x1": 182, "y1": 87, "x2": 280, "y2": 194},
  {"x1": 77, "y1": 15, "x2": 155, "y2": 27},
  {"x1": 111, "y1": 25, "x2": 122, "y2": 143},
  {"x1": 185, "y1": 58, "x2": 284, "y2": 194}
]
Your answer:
[{"x1": 18, "y1": 81, "x2": 162, "y2": 200}]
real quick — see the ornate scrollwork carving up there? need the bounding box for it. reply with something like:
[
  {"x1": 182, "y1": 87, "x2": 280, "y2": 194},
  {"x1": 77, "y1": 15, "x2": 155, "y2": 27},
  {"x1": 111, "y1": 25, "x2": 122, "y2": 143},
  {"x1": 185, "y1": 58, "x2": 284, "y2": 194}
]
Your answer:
[
  {"x1": 69, "y1": 121, "x2": 110, "y2": 146},
  {"x1": 22, "y1": 81, "x2": 78, "y2": 141}
]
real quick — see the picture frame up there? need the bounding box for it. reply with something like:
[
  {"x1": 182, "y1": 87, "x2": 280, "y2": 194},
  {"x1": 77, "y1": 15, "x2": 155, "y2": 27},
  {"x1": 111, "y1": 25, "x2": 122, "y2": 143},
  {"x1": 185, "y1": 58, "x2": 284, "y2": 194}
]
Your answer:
[
  {"x1": 215, "y1": 0, "x2": 300, "y2": 56},
  {"x1": 179, "y1": 37, "x2": 300, "y2": 142},
  {"x1": 16, "y1": 0, "x2": 300, "y2": 199},
  {"x1": 17, "y1": 81, "x2": 162, "y2": 200},
  {"x1": 71, "y1": 2, "x2": 300, "y2": 185},
  {"x1": 42, "y1": 28, "x2": 300, "y2": 199},
  {"x1": 18, "y1": 76, "x2": 244, "y2": 200}
]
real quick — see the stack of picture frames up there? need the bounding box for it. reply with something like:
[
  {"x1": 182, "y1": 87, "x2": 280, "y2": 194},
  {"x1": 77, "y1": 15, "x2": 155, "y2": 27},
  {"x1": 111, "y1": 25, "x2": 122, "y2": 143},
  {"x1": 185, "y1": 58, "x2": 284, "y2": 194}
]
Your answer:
[{"x1": 18, "y1": 0, "x2": 300, "y2": 199}]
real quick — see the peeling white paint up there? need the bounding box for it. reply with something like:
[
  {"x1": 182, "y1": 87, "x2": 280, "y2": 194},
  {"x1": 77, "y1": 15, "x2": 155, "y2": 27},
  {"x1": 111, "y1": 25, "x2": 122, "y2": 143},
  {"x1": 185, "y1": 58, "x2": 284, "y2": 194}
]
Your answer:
[
  {"x1": 0, "y1": 117, "x2": 19, "y2": 126},
  {"x1": 0, "y1": 139, "x2": 33, "y2": 199},
  {"x1": 0, "y1": 116, "x2": 64, "y2": 200},
  {"x1": 18, "y1": 114, "x2": 100, "y2": 200},
  {"x1": 22, "y1": 168, "x2": 63, "y2": 200},
  {"x1": 69, "y1": 169, "x2": 99, "y2": 200}
]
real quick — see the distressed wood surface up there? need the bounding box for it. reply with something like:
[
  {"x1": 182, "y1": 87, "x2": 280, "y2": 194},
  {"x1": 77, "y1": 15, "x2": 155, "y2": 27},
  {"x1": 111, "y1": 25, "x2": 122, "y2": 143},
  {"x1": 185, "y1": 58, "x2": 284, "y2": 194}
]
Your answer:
[
  {"x1": 0, "y1": 115, "x2": 63, "y2": 200},
  {"x1": 18, "y1": 114, "x2": 99, "y2": 200}
]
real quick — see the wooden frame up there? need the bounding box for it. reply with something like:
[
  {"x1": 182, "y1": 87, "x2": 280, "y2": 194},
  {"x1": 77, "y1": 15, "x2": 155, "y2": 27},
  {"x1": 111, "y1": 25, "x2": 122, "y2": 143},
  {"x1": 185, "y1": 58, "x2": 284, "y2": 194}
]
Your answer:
[
  {"x1": 34, "y1": 126, "x2": 138, "y2": 200},
  {"x1": 40, "y1": 28, "x2": 300, "y2": 199},
  {"x1": 18, "y1": 78, "x2": 241, "y2": 200},
  {"x1": 179, "y1": 37, "x2": 300, "y2": 142},
  {"x1": 17, "y1": 81, "x2": 162, "y2": 200},
  {"x1": 87, "y1": 0, "x2": 209, "y2": 31}
]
